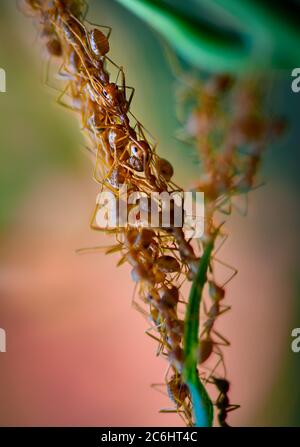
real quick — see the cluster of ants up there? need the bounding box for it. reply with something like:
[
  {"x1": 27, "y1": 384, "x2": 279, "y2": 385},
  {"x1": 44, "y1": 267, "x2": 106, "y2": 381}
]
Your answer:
[
  {"x1": 21, "y1": 0, "x2": 282, "y2": 427},
  {"x1": 175, "y1": 70, "x2": 285, "y2": 211}
]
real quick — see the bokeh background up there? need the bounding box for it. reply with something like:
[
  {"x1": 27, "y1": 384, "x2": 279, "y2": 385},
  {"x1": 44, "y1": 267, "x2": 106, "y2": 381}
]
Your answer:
[{"x1": 0, "y1": 0, "x2": 300, "y2": 426}]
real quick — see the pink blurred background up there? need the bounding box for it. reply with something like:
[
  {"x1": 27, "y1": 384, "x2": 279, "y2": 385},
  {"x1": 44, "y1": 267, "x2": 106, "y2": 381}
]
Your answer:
[{"x1": 0, "y1": 0, "x2": 300, "y2": 426}]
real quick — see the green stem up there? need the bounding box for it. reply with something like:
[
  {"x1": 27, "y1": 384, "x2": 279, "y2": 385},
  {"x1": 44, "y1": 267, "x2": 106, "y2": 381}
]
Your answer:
[
  {"x1": 183, "y1": 238, "x2": 214, "y2": 427},
  {"x1": 115, "y1": 0, "x2": 300, "y2": 71},
  {"x1": 115, "y1": 0, "x2": 251, "y2": 73},
  {"x1": 201, "y1": 0, "x2": 300, "y2": 67}
]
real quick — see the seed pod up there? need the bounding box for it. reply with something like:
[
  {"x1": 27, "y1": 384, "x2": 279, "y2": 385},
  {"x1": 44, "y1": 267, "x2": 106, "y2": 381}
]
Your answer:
[{"x1": 89, "y1": 29, "x2": 109, "y2": 57}]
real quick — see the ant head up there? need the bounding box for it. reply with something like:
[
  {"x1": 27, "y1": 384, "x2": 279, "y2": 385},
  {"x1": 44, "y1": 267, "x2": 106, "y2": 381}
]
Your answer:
[
  {"x1": 208, "y1": 281, "x2": 225, "y2": 301},
  {"x1": 213, "y1": 377, "x2": 230, "y2": 394},
  {"x1": 102, "y1": 83, "x2": 118, "y2": 106},
  {"x1": 128, "y1": 140, "x2": 150, "y2": 160}
]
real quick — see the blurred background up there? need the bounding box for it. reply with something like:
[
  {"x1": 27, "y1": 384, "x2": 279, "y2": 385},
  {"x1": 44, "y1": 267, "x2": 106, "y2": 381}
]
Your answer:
[{"x1": 0, "y1": 0, "x2": 300, "y2": 426}]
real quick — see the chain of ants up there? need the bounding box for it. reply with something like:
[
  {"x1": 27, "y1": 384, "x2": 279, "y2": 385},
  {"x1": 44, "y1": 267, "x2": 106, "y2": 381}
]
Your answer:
[{"x1": 21, "y1": 0, "x2": 283, "y2": 427}]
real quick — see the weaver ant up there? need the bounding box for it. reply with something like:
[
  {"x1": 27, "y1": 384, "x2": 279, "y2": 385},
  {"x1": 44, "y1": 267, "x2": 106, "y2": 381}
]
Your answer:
[{"x1": 209, "y1": 377, "x2": 240, "y2": 427}]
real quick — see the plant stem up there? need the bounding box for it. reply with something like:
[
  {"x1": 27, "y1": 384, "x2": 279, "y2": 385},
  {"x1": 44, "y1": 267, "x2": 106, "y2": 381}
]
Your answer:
[
  {"x1": 200, "y1": 0, "x2": 300, "y2": 67},
  {"x1": 115, "y1": 0, "x2": 251, "y2": 73},
  {"x1": 183, "y1": 238, "x2": 214, "y2": 427}
]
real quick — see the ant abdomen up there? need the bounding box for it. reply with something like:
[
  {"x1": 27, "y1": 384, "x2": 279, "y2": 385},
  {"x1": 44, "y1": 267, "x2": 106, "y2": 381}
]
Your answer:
[
  {"x1": 89, "y1": 29, "x2": 109, "y2": 57},
  {"x1": 46, "y1": 38, "x2": 63, "y2": 56}
]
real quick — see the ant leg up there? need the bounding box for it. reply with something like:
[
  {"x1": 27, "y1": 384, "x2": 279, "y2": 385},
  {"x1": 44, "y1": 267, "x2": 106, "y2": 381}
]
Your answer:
[
  {"x1": 76, "y1": 243, "x2": 122, "y2": 255},
  {"x1": 151, "y1": 383, "x2": 168, "y2": 397},
  {"x1": 84, "y1": 19, "x2": 112, "y2": 39},
  {"x1": 174, "y1": 127, "x2": 195, "y2": 145},
  {"x1": 213, "y1": 330, "x2": 230, "y2": 347},
  {"x1": 105, "y1": 55, "x2": 122, "y2": 71},
  {"x1": 159, "y1": 409, "x2": 187, "y2": 425},
  {"x1": 145, "y1": 330, "x2": 166, "y2": 348},
  {"x1": 129, "y1": 113, "x2": 158, "y2": 147},
  {"x1": 217, "y1": 196, "x2": 233, "y2": 216},
  {"x1": 226, "y1": 404, "x2": 241, "y2": 412},
  {"x1": 115, "y1": 67, "x2": 135, "y2": 109},
  {"x1": 132, "y1": 300, "x2": 148, "y2": 319},
  {"x1": 125, "y1": 86, "x2": 135, "y2": 109},
  {"x1": 42, "y1": 55, "x2": 51, "y2": 89},
  {"x1": 145, "y1": 322, "x2": 163, "y2": 334},
  {"x1": 80, "y1": 0, "x2": 89, "y2": 21},
  {"x1": 213, "y1": 347, "x2": 227, "y2": 376},
  {"x1": 232, "y1": 192, "x2": 249, "y2": 217},
  {"x1": 212, "y1": 233, "x2": 228, "y2": 257},
  {"x1": 204, "y1": 356, "x2": 223, "y2": 384},
  {"x1": 212, "y1": 256, "x2": 238, "y2": 288},
  {"x1": 56, "y1": 82, "x2": 79, "y2": 112},
  {"x1": 117, "y1": 255, "x2": 127, "y2": 267}
]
